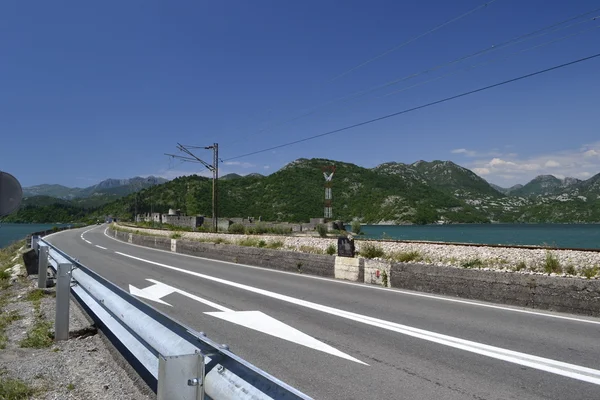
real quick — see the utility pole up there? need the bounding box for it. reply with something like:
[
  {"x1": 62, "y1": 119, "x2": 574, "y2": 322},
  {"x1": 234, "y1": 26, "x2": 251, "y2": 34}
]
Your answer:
[{"x1": 166, "y1": 143, "x2": 219, "y2": 232}]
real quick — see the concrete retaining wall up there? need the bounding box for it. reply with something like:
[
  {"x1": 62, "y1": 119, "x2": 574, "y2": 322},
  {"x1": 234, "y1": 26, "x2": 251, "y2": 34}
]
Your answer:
[{"x1": 390, "y1": 263, "x2": 600, "y2": 316}]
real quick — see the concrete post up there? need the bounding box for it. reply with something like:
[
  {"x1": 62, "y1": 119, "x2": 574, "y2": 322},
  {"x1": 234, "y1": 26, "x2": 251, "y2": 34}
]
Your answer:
[
  {"x1": 38, "y1": 246, "x2": 48, "y2": 289},
  {"x1": 157, "y1": 352, "x2": 205, "y2": 400},
  {"x1": 55, "y1": 261, "x2": 73, "y2": 341}
]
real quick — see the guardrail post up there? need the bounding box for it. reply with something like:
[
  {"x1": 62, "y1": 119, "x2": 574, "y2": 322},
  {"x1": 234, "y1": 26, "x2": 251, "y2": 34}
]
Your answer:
[
  {"x1": 157, "y1": 352, "x2": 205, "y2": 400},
  {"x1": 31, "y1": 236, "x2": 39, "y2": 252},
  {"x1": 55, "y1": 261, "x2": 73, "y2": 341},
  {"x1": 38, "y1": 246, "x2": 49, "y2": 289}
]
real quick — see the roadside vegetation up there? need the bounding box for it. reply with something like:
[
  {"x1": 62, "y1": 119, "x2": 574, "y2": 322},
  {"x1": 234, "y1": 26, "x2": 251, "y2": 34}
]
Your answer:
[{"x1": 20, "y1": 289, "x2": 54, "y2": 349}]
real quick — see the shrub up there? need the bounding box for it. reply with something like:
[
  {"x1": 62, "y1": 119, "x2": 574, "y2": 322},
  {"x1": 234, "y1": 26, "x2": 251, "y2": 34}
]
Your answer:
[
  {"x1": 258, "y1": 240, "x2": 267, "y2": 248},
  {"x1": 228, "y1": 223, "x2": 246, "y2": 234},
  {"x1": 390, "y1": 251, "x2": 422, "y2": 263},
  {"x1": 326, "y1": 243, "x2": 337, "y2": 256},
  {"x1": 360, "y1": 243, "x2": 385, "y2": 259},
  {"x1": 462, "y1": 259, "x2": 484, "y2": 269},
  {"x1": 544, "y1": 251, "x2": 562, "y2": 274},
  {"x1": 351, "y1": 221, "x2": 361, "y2": 235},
  {"x1": 316, "y1": 224, "x2": 328, "y2": 238}
]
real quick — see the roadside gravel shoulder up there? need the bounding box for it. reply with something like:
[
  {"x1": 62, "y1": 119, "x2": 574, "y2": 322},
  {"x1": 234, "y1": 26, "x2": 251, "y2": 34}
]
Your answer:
[{"x1": 0, "y1": 245, "x2": 154, "y2": 400}]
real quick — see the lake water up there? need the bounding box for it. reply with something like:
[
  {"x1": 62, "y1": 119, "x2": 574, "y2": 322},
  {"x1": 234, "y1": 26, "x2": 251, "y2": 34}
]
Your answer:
[
  {"x1": 0, "y1": 223, "x2": 65, "y2": 248},
  {"x1": 354, "y1": 224, "x2": 600, "y2": 249}
]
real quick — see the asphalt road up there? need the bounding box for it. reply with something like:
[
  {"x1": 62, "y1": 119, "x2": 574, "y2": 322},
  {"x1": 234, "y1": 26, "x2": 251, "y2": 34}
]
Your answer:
[{"x1": 48, "y1": 225, "x2": 600, "y2": 400}]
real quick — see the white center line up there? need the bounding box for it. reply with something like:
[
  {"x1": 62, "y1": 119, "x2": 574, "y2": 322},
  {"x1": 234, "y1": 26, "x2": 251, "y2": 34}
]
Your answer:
[
  {"x1": 95, "y1": 245, "x2": 107, "y2": 250},
  {"x1": 115, "y1": 251, "x2": 600, "y2": 386}
]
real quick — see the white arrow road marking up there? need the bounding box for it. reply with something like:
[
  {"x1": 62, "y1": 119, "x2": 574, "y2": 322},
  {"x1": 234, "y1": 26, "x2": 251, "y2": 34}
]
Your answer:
[
  {"x1": 129, "y1": 282, "x2": 176, "y2": 306},
  {"x1": 116, "y1": 251, "x2": 600, "y2": 385},
  {"x1": 145, "y1": 279, "x2": 232, "y2": 312},
  {"x1": 131, "y1": 279, "x2": 364, "y2": 364},
  {"x1": 206, "y1": 310, "x2": 367, "y2": 365}
]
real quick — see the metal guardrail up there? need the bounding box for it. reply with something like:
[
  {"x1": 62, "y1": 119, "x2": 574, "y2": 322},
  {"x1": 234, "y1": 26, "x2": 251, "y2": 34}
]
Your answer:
[{"x1": 32, "y1": 236, "x2": 311, "y2": 400}]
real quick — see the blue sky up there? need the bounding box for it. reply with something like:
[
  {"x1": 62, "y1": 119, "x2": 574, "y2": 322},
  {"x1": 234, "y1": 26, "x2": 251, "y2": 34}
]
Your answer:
[{"x1": 1, "y1": 0, "x2": 599, "y2": 188}]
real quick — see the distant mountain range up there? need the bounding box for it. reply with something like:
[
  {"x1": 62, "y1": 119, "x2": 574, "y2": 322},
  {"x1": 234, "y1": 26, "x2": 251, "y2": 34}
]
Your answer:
[
  {"x1": 23, "y1": 176, "x2": 168, "y2": 200},
  {"x1": 7, "y1": 159, "x2": 600, "y2": 224}
]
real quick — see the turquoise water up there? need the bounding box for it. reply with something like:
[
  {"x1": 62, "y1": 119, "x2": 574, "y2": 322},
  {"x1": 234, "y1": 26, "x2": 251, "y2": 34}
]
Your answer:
[
  {"x1": 0, "y1": 223, "x2": 65, "y2": 248},
  {"x1": 353, "y1": 224, "x2": 600, "y2": 249}
]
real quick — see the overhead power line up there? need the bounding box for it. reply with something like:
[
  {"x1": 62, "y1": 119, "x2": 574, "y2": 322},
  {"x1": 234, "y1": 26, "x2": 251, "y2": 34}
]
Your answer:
[
  {"x1": 224, "y1": 52, "x2": 600, "y2": 162},
  {"x1": 227, "y1": 7, "x2": 600, "y2": 146},
  {"x1": 329, "y1": 0, "x2": 499, "y2": 82}
]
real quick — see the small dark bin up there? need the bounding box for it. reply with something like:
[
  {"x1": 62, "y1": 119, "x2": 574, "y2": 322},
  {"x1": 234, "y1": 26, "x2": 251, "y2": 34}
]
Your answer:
[{"x1": 22, "y1": 248, "x2": 38, "y2": 276}]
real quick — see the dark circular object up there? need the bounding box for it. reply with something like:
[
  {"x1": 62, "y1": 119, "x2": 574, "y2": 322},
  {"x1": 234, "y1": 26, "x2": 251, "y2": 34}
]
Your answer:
[{"x1": 0, "y1": 171, "x2": 23, "y2": 217}]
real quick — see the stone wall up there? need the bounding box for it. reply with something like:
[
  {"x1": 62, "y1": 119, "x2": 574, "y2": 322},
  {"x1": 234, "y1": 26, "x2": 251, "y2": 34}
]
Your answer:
[{"x1": 390, "y1": 262, "x2": 600, "y2": 316}]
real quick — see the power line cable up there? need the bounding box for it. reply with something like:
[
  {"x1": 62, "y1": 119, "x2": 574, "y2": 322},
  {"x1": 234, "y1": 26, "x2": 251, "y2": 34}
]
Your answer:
[
  {"x1": 382, "y1": 23, "x2": 600, "y2": 98},
  {"x1": 226, "y1": 8, "x2": 600, "y2": 146},
  {"x1": 224, "y1": 52, "x2": 600, "y2": 161},
  {"x1": 329, "y1": 0, "x2": 499, "y2": 82}
]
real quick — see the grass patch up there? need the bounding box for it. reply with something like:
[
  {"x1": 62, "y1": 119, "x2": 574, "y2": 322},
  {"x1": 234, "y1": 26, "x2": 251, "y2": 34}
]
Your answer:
[
  {"x1": 359, "y1": 243, "x2": 385, "y2": 259},
  {"x1": 238, "y1": 238, "x2": 260, "y2": 247},
  {"x1": 544, "y1": 251, "x2": 562, "y2": 274},
  {"x1": 298, "y1": 245, "x2": 324, "y2": 255},
  {"x1": 514, "y1": 261, "x2": 527, "y2": 272},
  {"x1": 25, "y1": 289, "x2": 46, "y2": 303},
  {"x1": 20, "y1": 320, "x2": 53, "y2": 349},
  {"x1": 565, "y1": 264, "x2": 576, "y2": 275},
  {"x1": 389, "y1": 250, "x2": 422, "y2": 263},
  {"x1": 266, "y1": 241, "x2": 284, "y2": 250},
  {"x1": 581, "y1": 266, "x2": 599, "y2": 279},
  {"x1": 462, "y1": 259, "x2": 484, "y2": 269},
  {"x1": 170, "y1": 233, "x2": 182, "y2": 239},
  {"x1": 0, "y1": 375, "x2": 35, "y2": 399},
  {"x1": 213, "y1": 238, "x2": 229, "y2": 245},
  {"x1": 326, "y1": 243, "x2": 336, "y2": 256},
  {"x1": 228, "y1": 223, "x2": 246, "y2": 234},
  {"x1": 67, "y1": 383, "x2": 75, "y2": 391}
]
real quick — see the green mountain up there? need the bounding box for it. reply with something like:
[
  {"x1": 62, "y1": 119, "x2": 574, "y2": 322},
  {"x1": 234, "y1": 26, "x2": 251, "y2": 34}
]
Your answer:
[
  {"x1": 490, "y1": 183, "x2": 523, "y2": 195},
  {"x1": 22, "y1": 184, "x2": 82, "y2": 199},
  {"x1": 510, "y1": 175, "x2": 580, "y2": 197},
  {"x1": 7, "y1": 158, "x2": 600, "y2": 225}
]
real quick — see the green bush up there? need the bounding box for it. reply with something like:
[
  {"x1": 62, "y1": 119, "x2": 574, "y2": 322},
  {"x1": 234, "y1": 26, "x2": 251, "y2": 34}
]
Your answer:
[
  {"x1": 258, "y1": 240, "x2": 267, "y2": 248},
  {"x1": 351, "y1": 221, "x2": 361, "y2": 235},
  {"x1": 316, "y1": 224, "x2": 328, "y2": 238},
  {"x1": 228, "y1": 223, "x2": 246, "y2": 234},
  {"x1": 360, "y1": 243, "x2": 385, "y2": 259},
  {"x1": 544, "y1": 251, "x2": 562, "y2": 274},
  {"x1": 326, "y1": 243, "x2": 337, "y2": 255}
]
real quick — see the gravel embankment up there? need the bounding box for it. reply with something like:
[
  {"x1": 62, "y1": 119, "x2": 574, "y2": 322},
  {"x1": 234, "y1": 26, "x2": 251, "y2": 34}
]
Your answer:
[{"x1": 115, "y1": 225, "x2": 600, "y2": 278}]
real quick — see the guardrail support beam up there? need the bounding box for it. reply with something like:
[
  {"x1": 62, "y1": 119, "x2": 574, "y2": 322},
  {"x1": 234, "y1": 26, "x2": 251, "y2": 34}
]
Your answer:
[
  {"x1": 38, "y1": 246, "x2": 48, "y2": 289},
  {"x1": 158, "y1": 352, "x2": 205, "y2": 400},
  {"x1": 55, "y1": 261, "x2": 73, "y2": 341}
]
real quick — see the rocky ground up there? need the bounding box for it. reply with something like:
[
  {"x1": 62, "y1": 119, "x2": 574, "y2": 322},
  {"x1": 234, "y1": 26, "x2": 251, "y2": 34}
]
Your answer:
[
  {"x1": 115, "y1": 224, "x2": 600, "y2": 279},
  {"x1": 0, "y1": 242, "x2": 154, "y2": 400}
]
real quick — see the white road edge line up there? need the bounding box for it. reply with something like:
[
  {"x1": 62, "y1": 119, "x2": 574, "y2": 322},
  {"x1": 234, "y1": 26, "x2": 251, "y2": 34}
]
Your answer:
[
  {"x1": 84, "y1": 240, "x2": 92, "y2": 245},
  {"x1": 100, "y1": 227, "x2": 600, "y2": 326},
  {"x1": 95, "y1": 245, "x2": 107, "y2": 250},
  {"x1": 115, "y1": 251, "x2": 600, "y2": 386}
]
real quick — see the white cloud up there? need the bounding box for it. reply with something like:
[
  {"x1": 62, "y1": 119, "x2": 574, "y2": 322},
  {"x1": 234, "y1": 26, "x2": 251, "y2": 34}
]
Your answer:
[
  {"x1": 451, "y1": 148, "x2": 477, "y2": 157},
  {"x1": 472, "y1": 167, "x2": 490, "y2": 176},
  {"x1": 263, "y1": 165, "x2": 271, "y2": 170},
  {"x1": 223, "y1": 161, "x2": 255, "y2": 168},
  {"x1": 467, "y1": 141, "x2": 600, "y2": 186}
]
